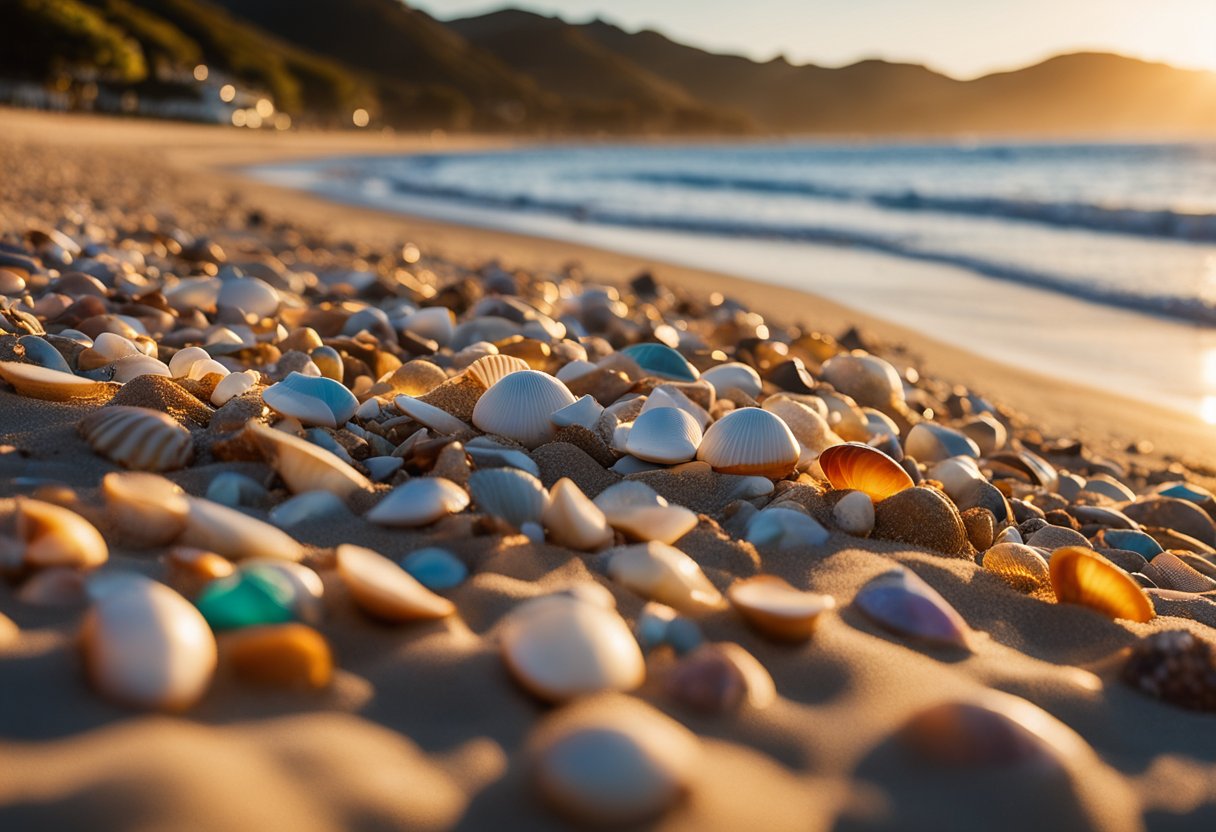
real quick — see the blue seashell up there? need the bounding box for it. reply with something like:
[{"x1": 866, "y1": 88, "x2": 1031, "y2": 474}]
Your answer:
[
  {"x1": 664, "y1": 616, "x2": 704, "y2": 655},
  {"x1": 17, "y1": 335, "x2": 72, "y2": 373},
  {"x1": 1100, "y1": 529, "x2": 1164, "y2": 558},
  {"x1": 206, "y1": 472, "x2": 268, "y2": 507},
  {"x1": 621, "y1": 343, "x2": 699, "y2": 382},
  {"x1": 1157, "y1": 482, "x2": 1214, "y2": 504},
  {"x1": 263, "y1": 372, "x2": 358, "y2": 428},
  {"x1": 305, "y1": 427, "x2": 354, "y2": 463},
  {"x1": 400, "y1": 547, "x2": 468, "y2": 590}
]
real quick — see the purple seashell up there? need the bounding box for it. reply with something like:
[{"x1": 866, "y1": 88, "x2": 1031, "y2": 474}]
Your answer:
[{"x1": 853, "y1": 568, "x2": 972, "y2": 650}]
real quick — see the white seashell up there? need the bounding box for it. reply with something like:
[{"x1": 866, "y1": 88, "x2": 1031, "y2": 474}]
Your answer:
[
  {"x1": 551, "y1": 395, "x2": 604, "y2": 431},
  {"x1": 79, "y1": 406, "x2": 194, "y2": 472},
  {"x1": 928, "y1": 457, "x2": 984, "y2": 501},
  {"x1": 462, "y1": 353, "x2": 530, "y2": 389},
  {"x1": 499, "y1": 593, "x2": 645, "y2": 702},
  {"x1": 905, "y1": 423, "x2": 980, "y2": 463},
  {"x1": 468, "y1": 467, "x2": 550, "y2": 528},
  {"x1": 169, "y1": 346, "x2": 212, "y2": 378},
  {"x1": 335, "y1": 544, "x2": 454, "y2": 621},
  {"x1": 746, "y1": 507, "x2": 830, "y2": 552},
  {"x1": 697, "y1": 407, "x2": 799, "y2": 479},
  {"x1": 472, "y1": 370, "x2": 576, "y2": 448},
  {"x1": 543, "y1": 478, "x2": 613, "y2": 550},
  {"x1": 763, "y1": 395, "x2": 843, "y2": 454},
  {"x1": 16, "y1": 498, "x2": 109, "y2": 569},
  {"x1": 247, "y1": 421, "x2": 371, "y2": 498},
  {"x1": 394, "y1": 394, "x2": 471, "y2": 435},
  {"x1": 624, "y1": 406, "x2": 702, "y2": 464},
  {"x1": 164, "y1": 276, "x2": 221, "y2": 312},
  {"x1": 111, "y1": 354, "x2": 171, "y2": 383},
  {"x1": 210, "y1": 370, "x2": 258, "y2": 406},
  {"x1": 186, "y1": 358, "x2": 230, "y2": 381},
  {"x1": 401, "y1": 306, "x2": 455, "y2": 346},
  {"x1": 833, "y1": 490, "x2": 875, "y2": 536},
  {"x1": 364, "y1": 455, "x2": 404, "y2": 482},
  {"x1": 217, "y1": 276, "x2": 281, "y2": 318},
  {"x1": 79, "y1": 332, "x2": 141, "y2": 370},
  {"x1": 608, "y1": 505, "x2": 698, "y2": 545},
  {"x1": 820, "y1": 352, "x2": 905, "y2": 410},
  {"x1": 0, "y1": 360, "x2": 110, "y2": 400},
  {"x1": 101, "y1": 472, "x2": 189, "y2": 547},
  {"x1": 81, "y1": 576, "x2": 216, "y2": 711},
  {"x1": 594, "y1": 480, "x2": 668, "y2": 512},
  {"x1": 366, "y1": 477, "x2": 470, "y2": 527},
  {"x1": 605, "y1": 541, "x2": 724, "y2": 613},
  {"x1": 263, "y1": 372, "x2": 357, "y2": 428},
  {"x1": 728, "y1": 575, "x2": 836, "y2": 641},
  {"x1": 269, "y1": 491, "x2": 349, "y2": 527},
  {"x1": 638, "y1": 385, "x2": 711, "y2": 430},
  {"x1": 701, "y1": 362, "x2": 762, "y2": 398},
  {"x1": 556, "y1": 359, "x2": 596, "y2": 384},
  {"x1": 1081, "y1": 474, "x2": 1136, "y2": 503},
  {"x1": 464, "y1": 436, "x2": 541, "y2": 476},
  {"x1": 180, "y1": 497, "x2": 305, "y2": 562}
]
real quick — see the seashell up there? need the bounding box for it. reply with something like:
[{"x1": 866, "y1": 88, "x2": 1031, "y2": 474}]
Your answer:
[
  {"x1": 401, "y1": 306, "x2": 455, "y2": 347},
  {"x1": 180, "y1": 497, "x2": 305, "y2": 562},
  {"x1": 468, "y1": 466, "x2": 550, "y2": 528},
  {"x1": 309, "y1": 346, "x2": 344, "y2": 382},
  {"x1": 594, "y1": 480, "x2": 667, "y2": 513},
  {"x1": 205, "y1": 472, "x2": 268, "y2": 507},
  {"x1": 381, "y1": 360, "x2": 447, "y2": 396},
  {"x1": 1154, "y1": 481, "x2": 1215, "y2": 504},
  {"x1": 928, "y1": 456, "x2": 984, "y2": 500},
  {"x1": 394, "y1": 393, "x2": 472, "y2": 436},
  {"x1": 873, "y1": 486, "x2": 970, "y2": 557},
  {"x1": 262, "y1": 372, "x2": 357, "y2": 428},
  {"x1": 621, "y1": 343, "x2": 698, "y2": 381},
  {"x1": 982, "y1": 542, "x2": 1051, "y2": 592},
  {"x1": 210, "y1": 369, "x2": 258, "y2": 406},
  {"x1": 853, "y1": 568, "x2": 973, "y2": 650},
  {"x1": 79, "y1": 406, "x2": 194, "y2": 472},
  {"x1": 959, "y1": 412, "x2": 1007, "y2": 455},
  {"x1": 1081, "y1": 473, "x2": 1136, "y2": 503},
  {"x1": 994, "y1": 525, "x2": 1023, "y2": 545},
  {"x1": 366, "y1": 477, "x2": 470, "y2": 527},
  {"x1": 16, "y1": 498, "x2": 109, "y2": 570},
  {"x1": 818, "y1": 390, "x2": 870, "y2": 441},
  {"x1": 818, "y1": 442, "x2": 914, "y2": 503},
  {"x1": 727, "y1": 575, "x2": 835, "y2": 641},
  {"x1": 700, "y1": 362, "x2": 762, "y2": 398},
  {"x1": 78, "y1": 332, "x2": 141, "y2": 370},
  {"x1": 1142, "y1": 552, "x2": 1216, "y2": 593},
  {"x1": 269, "y1": 491, "x2": 349, "y2": 527},
  {"x1": 624, "y1": 406, "x2": 702, "y2": 465},
  {"x1": 499, "y1": 593, "x2": 645, "y2": 702},
  {"x1": 820, "y1": 352, "x2": 905, "y2": 410},
  {"x1": 763, "y1": 395, "x2": 842, "y2": 453},
  {"x1": 1123, "y1": 497, "x2": 1216, "y2": 547},
  {"x1": 543, "y1": 478, "x2": 613, "y2": 550},
  {"x1": 163, "y1": 547, "x2": 235, "y2": 599},
  {"x1": 696, "y1": 407, "x2": 799, "y2": 479},
  {"x1": 401, "y1": 547, "x2": 468, "y2": 590},
  {"x1": 222, "y1": 623, "x2": 333, "y2": 690},
  {"x1": 217, "y1": 276, "x2": 280, "y2": 317},
  {"x1": 196, "y1": 565, "x2": 299, "y2": 630},
  {"x1": 664, "y1": 642, "x2": 776, "y2": 713},
  {"x1": 1121, "y1": 629, "x2": 1216, "y2": 713},
  {"x1": 464, "y1": 436, "x2": 541, "y2": 476},
  {"x1": 1049, "y1": 546, "x2": 1155, "y2": 622},
  {"x1": 336, "y1": 544, "x2": 455, "y2": 622},
  {"x1": 80, "y1": 576, "x2": 216, "y2": 711},
  {"x1": 987, "y1": 449, "x2": 1059, "y2": 493},
  {"x1": 472, "y1": 370, "x2": 576, "y2": 448},
  {"x1": 746, "y1": 507, "x2": 830, "y2": 551},
  {"x1": 551, "y1": 394, "x2": 603, "y2": 431},
  {"x1": 638, "y1": 385, "x2": 711, "y2": 430},
  {"x1": 604, "y1": 541, "x2": 724, "y2": 613},
  {"x1": 17, "y1": 335, "x2": 72, "y2": 373},
  {"x1": 530, "y1": 697, "x2": 699, "y2": 826},
  {"x1": 0, "y1": 360, "x2": 109, "y2": 400},
  {"x1": 111, "y1": 354, "x2": 171, "y2": 383},
  {"x1": 556, "y1": 358, "x2": 597, "y2": 384},
  {"x1": 602, "y1": 503, "x2": 697, "y2": 545},
  {"x1": 462, "y1": 353, "x2": 531, "y2": 389},
  {"x1": 101, "y1": 472, "x2": 189, "y2": 547},
  {"x1": 186, "y1": 357, "x2": 230, "y2": 380},
  {"x1": 832, "y1": 490, "x2": 875, "y2": 536},
  {"x1": 904, "y1": 423, "x2": 980, "y2": 463},
  {"x1": 1026, "y1": 525, "x2": 1090, "y2": 550},
  {"x1": 247, "y1": 422, "x2": 371, "y2": 498},
  {"x1": 364, "y1": 455, "x2": 404, "y2": 483}
]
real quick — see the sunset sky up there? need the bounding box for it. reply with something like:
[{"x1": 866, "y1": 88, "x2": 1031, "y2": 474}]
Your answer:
[{"x1": 414, "y1": 0, "x2": 1216, "y2": 79}]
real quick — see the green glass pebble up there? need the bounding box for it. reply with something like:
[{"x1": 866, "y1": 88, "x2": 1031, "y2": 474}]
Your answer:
[{"x1": 196, "y1": 567, "x2": 297, "y2": 630}]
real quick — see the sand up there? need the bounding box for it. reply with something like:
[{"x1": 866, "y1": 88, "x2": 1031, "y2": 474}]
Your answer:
[{"x1": 1, "y1": 109, "x2": 1215, "y2": 831}]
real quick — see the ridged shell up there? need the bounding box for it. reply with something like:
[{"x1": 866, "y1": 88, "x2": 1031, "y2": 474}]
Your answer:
[
  {"x1": 472, "y1": 370, "x2": 576, "y2": 448},
  {"x1": 904, "y1": 423, "x2": 980, "y2": 463},
  {"x1": 820, "y1": 352, "x2": 905, "y2": 410},
  {"x1": 79, "y1": 406, "x2": 194, "y2": 472},
  {"x1": 262, "y1": 372, "x2": 358, "y2": 428},
  {"x1": 180, "y1": 497, "x2": 305, "y2": 562},
  {"x1": 854, "y1": 568, "x2": 973, "y2": 650},
  {"x1": 542, "y1": 478, "x2": 613, "y2": 550},
  {"x1": 818, "y1": 442, "x2": 913, "y2": 502},
  {"x1": 102, "y1": 472, "x2": 190, "y2": 548},
  {"x1": 16, "y1": 498, "x2": 109, "y2": 569},
  {"x1": 696, "y1": 407, "x2": 799, "y2": 479},
  {"x1": 463, "y1": 353, "x2": 531, "y2": 389},
  {"x1": 727, "y1": 575, "x2": 836, "y2": 641},
  {"x1": 1142, "y1": 552, "x2": 1216, "y2": 593},
  {"x1": 394, "y1": 394, "x2": 471, "y2": 435},
  {"x1": 0, "y1": 360, "x2": 109, "y2": 400},
  {"x1": 763, "y1": 395, "x2": 843, "y2": 453},
  {"x1": 247, "y1": 422, "x2": 371, "y2": 498},
  {"x1": 625, "y1": 406, "x2": 702, "y2": 464},
  {"x1": 605, "y1": 541, "x2": 724, "y2": 613},
  {"x1": 366, "y1": 477, "x2": 470, "y2": 527},
  {"x1": 468, "y1": 467, "x2": 550, "y2": 528},
  {"x1": 1049, "y1": 546, "x2": 1155, "y2": 622},
  {"x1": 621, "y1": 343, "x2": 699, "y2": 382},
  {"x1": 700, "y1": 362, "x2": 762, "y2": 398},
  {"x1": 336, "y1": 544, "x2": 455, "y2": 621},
  {"x1": 982, "y1": 542, "x2": 1051, "y2": 592},
  {"x1": 639, "y1": 385, "x2": 711, "y2": 430}
]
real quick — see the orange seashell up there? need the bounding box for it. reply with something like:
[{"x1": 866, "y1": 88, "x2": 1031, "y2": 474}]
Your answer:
[
  {"x1": 818, "y1": 442, "x2": 913, "y2": 502},
  {"x1": 1049, "y1": 546, "x2": 1155, "y2": 622}
]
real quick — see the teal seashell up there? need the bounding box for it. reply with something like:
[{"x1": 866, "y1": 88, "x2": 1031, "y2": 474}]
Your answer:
[
  {"x1": 195, "y1": 567, "x2": 297, "y2": 630},
  {"x1": 621, "y1": 343, "x2": 699, "y2": 382},
  {"x1": 1100, "y1": 529, "x2": 1164, "y2": 558},
  {"x1": 1158, "y1": 482, "x2": 1214, "y2": 504},
  {"x1": 400, "y1": 547, "x2": 468, "y2": 590},
  {"x1": 17, "y1": 336, "x2": 72, "y2": 373},
  {"x1": 263, "y1": 372, "x2": 358, "y2": 428}
]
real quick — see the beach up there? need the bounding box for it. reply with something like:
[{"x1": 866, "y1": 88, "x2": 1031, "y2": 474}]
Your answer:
[{"x1": 1, "y1": 109, "x2": 1215, "y2": 831}]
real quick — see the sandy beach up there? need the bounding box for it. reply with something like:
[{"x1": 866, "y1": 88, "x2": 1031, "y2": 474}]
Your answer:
[{"x1": 1, "y1": 109, "x2": 1215, "y2": 831}]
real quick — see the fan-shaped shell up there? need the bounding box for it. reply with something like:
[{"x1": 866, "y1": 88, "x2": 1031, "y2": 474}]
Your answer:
[
  {"x1": 79, "y1": 406, "x2": 194, "y2": 472},
  {"x1": 1142, "y1": 552, "x2": 1216, "y2": 593},
  {"x1": 335, "y1": 544, "x2": 455, "y2": 621},
  {"x1": 463, "y1": 353, "x2": 531, "y2": 389},
  {"x1": 854, "y1": 568, "x2": 973, "y2": 650},
  {"x1": 366, "y1": 477, "x2": 470, "y2": 527},
  {"x1": 696, "y1": 407, "x2": 799, "y2": 479},
  {"x1": 468, "y1": 467, "x2": 550, "y2": 528},
  {"x1": 605, "y1": 541, "x2": 724, "y2": 613},
  {"x1": 1049, "y1": 546, "x2": 1155, "y2": 622},
  {"x1": 621, "y1": 343, "x2": 698, "y2": 382},
  {"x1": 262, "y1": 372, "x2": 357, "y2": 428},
  {"x1": 246, "y1": 422, "x2": 371, "y2": 498},
  {"x1": 0, "y1": 360, "x2": 110, "y2": 401},
  {"x1": 818, "y1": 442, "x2": 913, "y2": 502},
  {"x1": 982, "y1": 543, "x2": 1051, "y2": 592},
  {"x1": 639, "y1": 385, "x2": 711, "y2": 429},
  {"x1": 542, "y1": 478, "x2": 613, "y2": 550},
  {"x1": 394, "y1": 394, "x2": 471, "y2": 435},
  {"x1": 472, "y1": 370, "x2": 576, "y2": 448},
  {"x1": 16, "y1": 497, "x2": 109, "y2": 570},
  {"x1": 102, "y1": 472, "x2": 190, "y2": 548},
  {"x1": 727, "y1": 575, "x2": 836, "y2": 641},
  {"x1": 625, "y1": 406, "x2": 702, "y2": 464},
  {"x1": 700, "y1": 362, "x2": 762, "y2": 398},
  {"x1": 820, "y1": 352, "x2": 905, "y2": 410}
]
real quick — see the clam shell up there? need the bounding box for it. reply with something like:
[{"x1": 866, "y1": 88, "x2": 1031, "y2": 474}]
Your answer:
[
  {"x1": 16, "y1": 497, "x2": 109, "y2": 569},
  {"x1": 335, "y1": 544, "x2": 455, "y2": 621},
  {"x1": 832, "y1": 490, "x2": 875, "y2": 536},
  {"x1": 746, "y1": 507, "x2": 829, "y2": 551},
  {"x1": 982, "y1": 542, "x2": 1051, "y2": 592},
  {"x1": 727, "y1": 575, "x2": 835, "y2": 641},
  {"x1": 763, "y1": 395, "x2": 843, "y2": 454},
  {"x1": 401, "y1": 306, "x2": 455, "y2": 347},
  {"x1": 217, "y1": 276, "x2": 280, "y2": 317},
  {"x1": 309, "y1": 346, "x2": 343, "y2": 382},
  {"x1": 186, "y1": 358, "x2": 230, "y2": 381},
  {"x1": 262, "y1": 372, "x2": 357, "y2": 428},
  {"x1": 366, "y1": 477, "x2": 470, "y2": 527},
  {"x1": 394, "y1": 394, "x2": 471, "y2": 435},
  {"x1": 79, "y1": 406, "x2": 194, "y2": 472},
  {"x1": 638, "y1": 385, "x2": 710, "y2": 430},
  {"x1": 247, "y1": 421, "x2": 371, "y2": 498},
  {"x1": 625, "y1": 406, "x2": 702, "y2": 464},
  {"x1": 854, "y1": 568, "x2": 973, "y2": 650},
  {"x1": 81, "y1": 576, "x2": 217, "y2": 711},
  {"x1": 222, "y1": 623, "x2": 333, "y2": 690},
  {"x1": 700, "y1": 362, "x2": 762, "y2": 398},
  {"x1": 472, "y1": 370, "x2": 576, "y2": 448},
  {"x1": 1049, "y1": 546, "x2": 1155, "y2": 622},
  {"x1": 542, "y1": 478, "x2": 613, "y2": 550},
  {"x1": 102, "y1": 472, "x2": 190, "y2": 548},
  {"x1": 904, "y1": 423, "x2": 980, "y2": 463},
  {"x1": 820, "y1": 352, "x2": 904, "y2": 410},
  {"x1": 180, "y1": 497, "x2": 305, "y2": 562},
  {"x1": 468, "y1": 467, "x2": 550, "y2": 528},
  {"x1": 462, "y1": 353, "x2": 531, "y2": 389},
  {"x1": 499, "y1": 593, "x2": 645, "y2": 702},
  {"x1": 1142, "y1": 552, "x2": 1216, "y2": 593},
  {"x1": 605, "y1": 541, "x2": 724, "y2": 613},
  {"x1": 210, "y1": 370, "x2": 258, "y2": 406},
  {"x1": 621, "y1": 343, "x2": 698, "y2": 381},
  {"x1": 602, "y1": 504, "x2": 698, "y2": 545},
  {"x1": 818, "y1": 442, "x2": 913, "y2": 502},
  {"x1": 551, "y1": 394, "x2": 604, "y2": 431},
  {"x1": 0, "y1": 360, "x2": 110, "y2": 400},
  {"x1": 111, "y1": 355, "x2": 172, "y2": 383},
  {"x1": 696, "y1": 407, "x2": 799, "y2": 479}
]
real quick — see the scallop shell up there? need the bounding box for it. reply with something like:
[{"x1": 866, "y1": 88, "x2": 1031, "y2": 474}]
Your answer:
[
  {"x1": 820, "y1": 352, "x2": 905, "y2": 410},
  {"x1": 0, "y1": 360, "x2": 110, "y2": 400},
  {"x1": 262, "y1": 372, "x2": 357, "y2": 428},
  {"x1": 982, "y1": 543, "x2": 1051, "y2": 592},
  {"x1": 1142, "y1": 552, "x2": 1216, "y2": 593},
  {"x1": 625, "y1": 406, "x2": 702, "y2": 464},
  {"x1": 854, "y1": 568, "x2": 973, "y2": 650},
  {"x1": 210, "y1": 370, "x2": 258, "y2": 406},
  {"x1": 746, "y1": 507, "x2": 830, "y2": 552},
  {"x1": 499, "y1": 593, "x2": 645, "y2": 702},
  {"x1": 700, "y1": 362, "x2": 762, "y2": 398},
  {"x1": 16, "y1": 497, "x2": 109, "y2": 569},
  {"x1": 78, "y1": 406, "x2": 194, "y2": 472},
  {"x1": 904, "y1": 423, "x2": 980, "y2": 463},
  {"x1": 638, "y1": 385, "x2": 711, "y2": 430},
  {"x1": 472, "y1": 370, "x2": 576, "y2": 448},
  {"x1": 335, "y1": 544, "x2": 455, "y2": 622},
  {"x1": 1049, "y1": 546, "x2": 1155, "y2": 622},
  {"x1": 366, "y1": 477, "x2": 470, "y2": 527},
  {"x1": 605, "y1": 541, "x2": 724, "y2": 613},
  {"x1": 542, "y1": 478, "x2": 614, "y2": 550},
  {"x1": 727, "y1": 575, "x2": 835, "y2": 641},
  {"x1": 246, "y1": 421, "x2": 371, "y2": 498},
  {"x1": 462, "y1": 353, "x2": 531, "y2": 389},
  {"x1": 818, "y1": 442, "x2": 913, "y2": 502},
  {"x1": 80, "y1": 576, "x2": 217, "y2": 711},
  {"x1": 468, "y1": 467, "x2": 550, "y2": 528},
  {"x1": 551, "y1": 395, "x2": 604, "y2": 431},
  {"x1": 620, "y1": 343, "x2": 698, "y2": 382},
  {"x1": 394, "y1": 394, "x2": 471, "y2": 435},
  {"x1": 696, "y1": 407, "x2": 799, "y2": 479},
  {"x1": 102, "y1": 472, "x2": 190, "y2": 548},
  {"x1": 180, "y1": 497, "x2": 305, "y2": 562}
]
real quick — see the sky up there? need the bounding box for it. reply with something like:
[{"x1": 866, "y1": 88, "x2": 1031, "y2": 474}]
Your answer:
[{"x1": 412, "y1": 0, "x2": 1216, "y2": 79}]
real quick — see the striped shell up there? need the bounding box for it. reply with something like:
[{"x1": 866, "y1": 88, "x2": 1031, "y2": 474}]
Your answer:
[
  {"x1": 1050, "y1": 546, "x2": 1155, "y2": 622},
  {"x1": 468, "y1": 467, "x2": 550, "y2": 528},
  {"x1": 78, "y1": 406, "x2": 194, "y2": 472},
  {"x1": 246, "y1": 422, "x2": 371, "y2": 498},
  {"x1": 463, "y1": 353, "x2": 531, "y2": 389},
  {"x1": 818, "y1": 442, "x2": 913, "y2": 502},
  {"x1": 982, "y1": 543, "x2": 1051, "y2": 592},
  {"x1": 696, "y1": 407, "x2": 799, "y2": 479},
  {"x1": 1142, "y1": 552, "x2": 1216, "y2": 593},
  {"x1": 0, "y1": 360, "x2": 110, "y2": 401},
  {"x1": 472, "y1": 370, "x2": 576, "y2": 448}
]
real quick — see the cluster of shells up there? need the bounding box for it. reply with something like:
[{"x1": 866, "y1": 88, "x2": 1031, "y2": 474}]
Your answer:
[{"x1": 2, "y1": 214, "x2": 1216, "y2": 824}]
